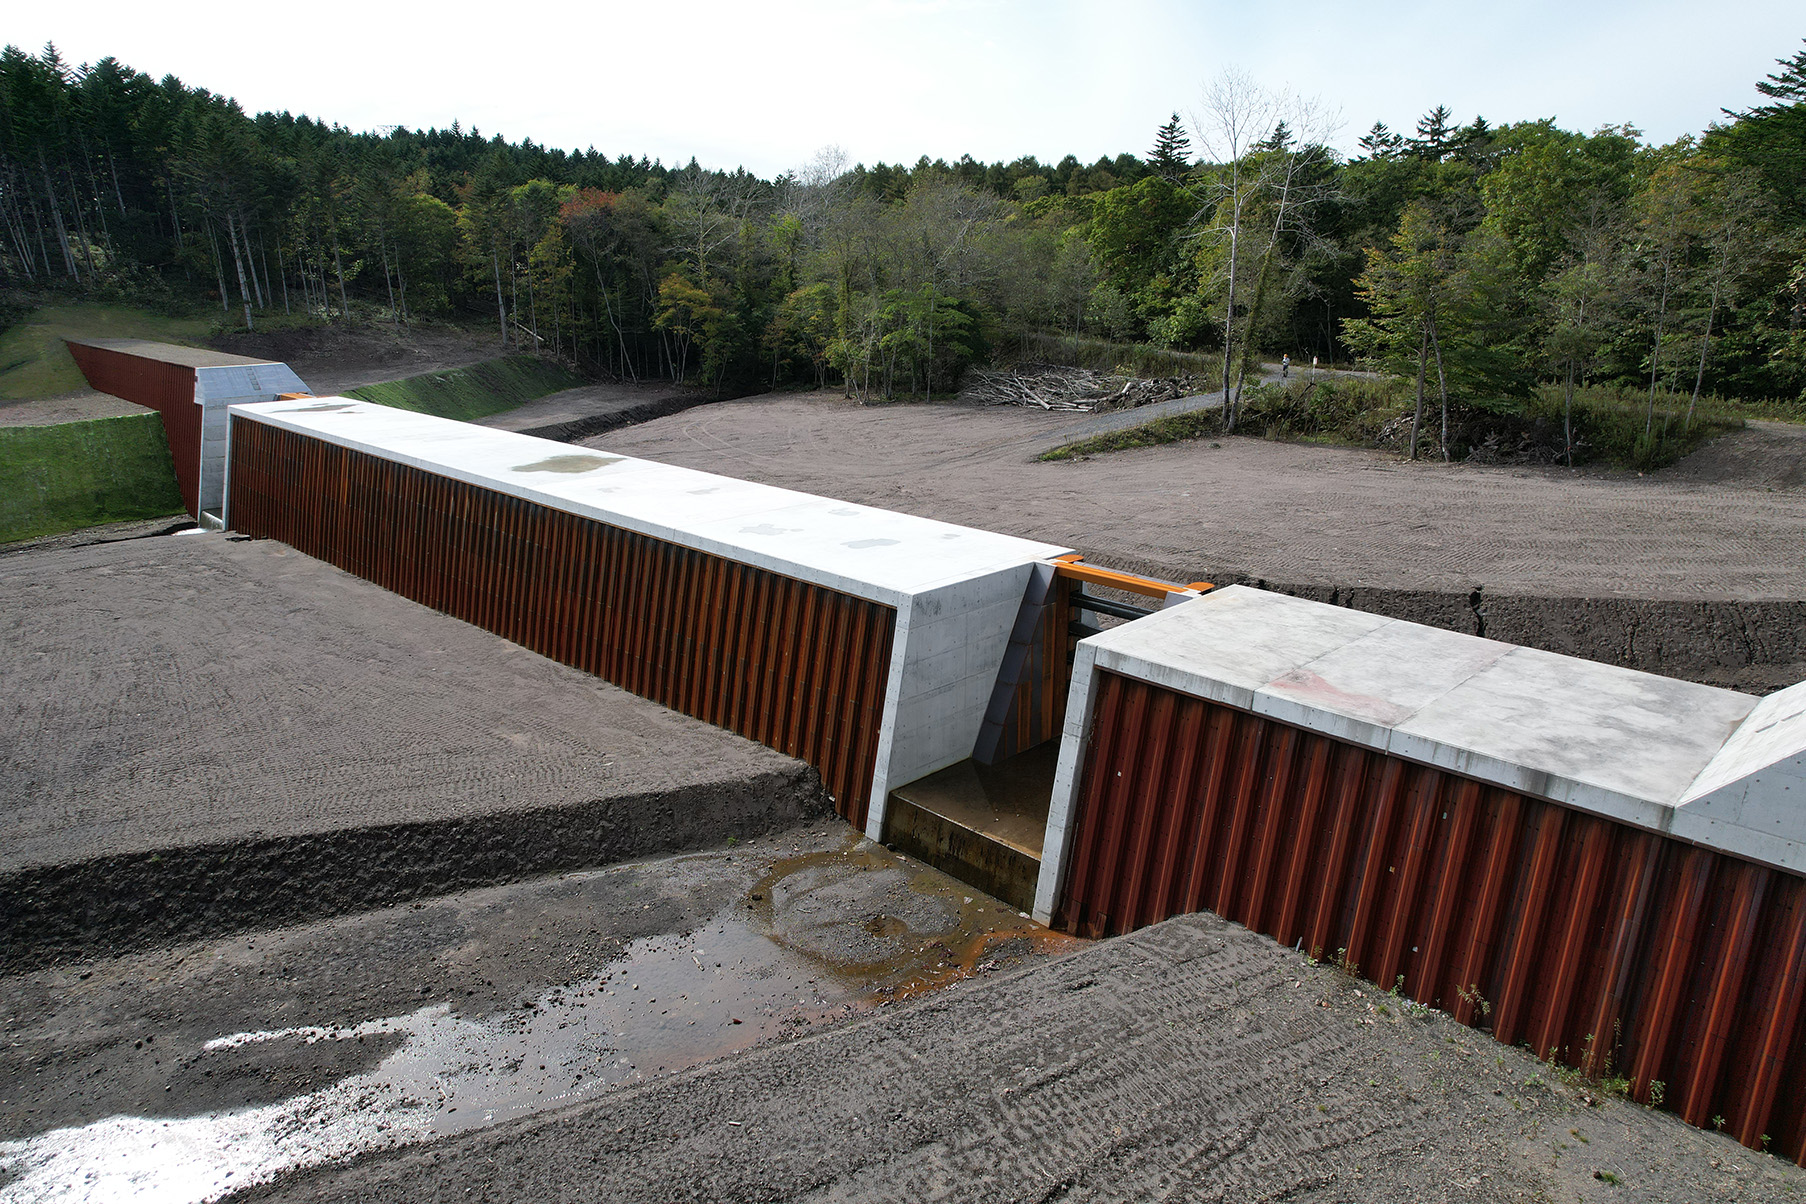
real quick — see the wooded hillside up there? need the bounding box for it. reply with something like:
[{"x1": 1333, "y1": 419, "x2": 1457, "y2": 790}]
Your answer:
[{"x1": 3, "y1": 41, "x2": 1803, "y2": 411}]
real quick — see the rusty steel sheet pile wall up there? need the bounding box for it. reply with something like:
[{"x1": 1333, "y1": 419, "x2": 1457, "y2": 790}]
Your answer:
[
  {"x1": 1059, "y1": 669, "x2": 1806, "y2": 1162},
  {"x1": 65, "y1": 342, "x2": 201, "y2": 515},
  {"x1": 986, "y1": 575, "x2": 1076, "y2": 764},
  {"x1": 228, "y1": 417, "x2": 895, "y2": 826}
]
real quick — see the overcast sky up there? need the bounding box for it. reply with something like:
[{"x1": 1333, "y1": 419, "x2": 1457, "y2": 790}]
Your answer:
[{"x1": 10, "y1": 1, "x2": 1799, "y2": 176}]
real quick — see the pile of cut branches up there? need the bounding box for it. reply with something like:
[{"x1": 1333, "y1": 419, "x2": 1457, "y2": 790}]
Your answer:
[
  {"x1": 964, "y1": 364, "x2": 1213, "y2": 412},
  {"x1": 1091, "y1": 373, "x2": 1211, "y2": 412}
]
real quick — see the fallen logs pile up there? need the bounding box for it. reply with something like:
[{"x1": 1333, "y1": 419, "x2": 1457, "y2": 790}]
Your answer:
[{"x1": 964, "y1": 364, "x2": 1212, "y2": 412}]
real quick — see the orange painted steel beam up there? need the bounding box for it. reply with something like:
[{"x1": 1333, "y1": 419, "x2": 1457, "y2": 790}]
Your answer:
[{"x1": 1051, "y1": 556, "x2": 1202, "y2": 600}]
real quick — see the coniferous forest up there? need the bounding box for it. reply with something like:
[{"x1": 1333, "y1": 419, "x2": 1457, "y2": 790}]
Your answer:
[{"x1": 3, "y1": 40, "x2": 1804, "y2": 427}]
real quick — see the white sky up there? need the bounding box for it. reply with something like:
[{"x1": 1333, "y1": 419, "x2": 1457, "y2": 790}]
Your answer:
[{"x1": 11, "y1": 0, "x2": 1799, "y2": 176}]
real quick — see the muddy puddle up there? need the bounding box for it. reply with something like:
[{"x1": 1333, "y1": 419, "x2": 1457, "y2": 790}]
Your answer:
[{"x1": 0, "y1": 836, "x2": 1080, "y2": 1203}]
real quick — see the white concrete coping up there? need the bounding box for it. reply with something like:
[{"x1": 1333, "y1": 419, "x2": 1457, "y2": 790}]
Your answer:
[
  {"x1": 1675, "y1": 680, "x2": 1806, "y2": 872},
  {"x1": 227, "y1": 397, "x2": 1068, "y2": 607},
  {"x1": 1034, "y1": 586, "x2": 1803, "y2": 920}
]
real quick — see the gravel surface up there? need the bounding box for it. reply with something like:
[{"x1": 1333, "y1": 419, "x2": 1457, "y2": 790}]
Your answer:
[
  {"x1": 0, "y1": 532, "x2": 820, "y2": 965},
  {"x1": 233, "y1": 908, "x2": 1803, "y2": 1204},
  {"x1": 590, "y1": 394, "x2": 1806, "y2": 602}
]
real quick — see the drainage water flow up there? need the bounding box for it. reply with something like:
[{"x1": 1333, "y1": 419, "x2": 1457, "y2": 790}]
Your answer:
[{"x1": 0, "y1": 843, "x2": 1078, "y2": 1204}]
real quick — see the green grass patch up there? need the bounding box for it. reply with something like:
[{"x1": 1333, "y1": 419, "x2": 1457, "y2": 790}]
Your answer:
[
  {"x1": 0, "y1": 304, "x2": 215, "y2": 401},
  {"x1": 1522, "y1": 384, "x2": 1745, "y2": 470},
  {"x1": 344, "y1": 355, "x2": 585, "y2": 422},
  {"x1": 1037, "y1": 374, "x2": 1761, "y2": 471},
  {"x1": 1038, "y1": 377, "x2": 1408, "y2": 462},
  {"x1": 1039, "y1": 409, "x2": 1227, "y2": 460},
  {"x1": 0, "y1": 413, "x2": 186, "y2": 543},
  {"x1": 1236, "y1": 376, "x2": 1412, "y2": 445}
]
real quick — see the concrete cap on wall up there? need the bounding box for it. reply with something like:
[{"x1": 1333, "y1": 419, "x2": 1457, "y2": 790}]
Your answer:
[{"x1": 1078, "y1": 585, "x2": 1803, "y2": 873}]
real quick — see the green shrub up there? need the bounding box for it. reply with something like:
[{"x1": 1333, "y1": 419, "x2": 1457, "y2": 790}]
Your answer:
[
  {"x1": 1009, "y1": 332, "x2": 1222, "y2": 380},
  {"x1": 1037, "y1": 374, "x2": 1760, "y2": 469},
  {"x1": 1236, "y1": 377, "x2": 1411, "y2": 444},
  {"x1": 1523, "y1": 385, "x2": 1742, "y2": 470}
]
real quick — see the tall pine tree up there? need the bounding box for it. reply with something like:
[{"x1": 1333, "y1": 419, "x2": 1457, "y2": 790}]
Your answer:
[
  {"x1": 1407, "y1": 105, "x2": 1456, "y2": 160},
  {"x1": 1149, "y1": 113, "x2": 1192, "y2": 180}
]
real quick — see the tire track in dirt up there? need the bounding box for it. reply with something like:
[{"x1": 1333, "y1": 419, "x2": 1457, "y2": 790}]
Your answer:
[{"x1": 238, "y1": 910, "x2": 1802, "y2": 1203}]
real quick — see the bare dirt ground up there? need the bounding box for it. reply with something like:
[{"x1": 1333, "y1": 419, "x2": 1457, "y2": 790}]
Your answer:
[
  {"x1": 0, "y1": 532, "x2": 817, "y2": 966},
  {"x1": 589, "y1": 394, "x2": 1806, "y2": 602},
  {"x1": 222, "y1": 907, "x2": 1804, "y2": 1204},
  {"x1": 211, "y1": 323, "x2": 503, "y2": 396},
  {"x1": 0, "y1": 391, "x2": 149, "y2": 426},
  {"x1": 0, "y1": 532, "x2": 804, "y2": 873},
  {"x1": 1665, "y1": 419, "x2": 1806, "y2": 491},
  {"x1": 478, "y1": 380, "x2": 716, "y2": 442}
]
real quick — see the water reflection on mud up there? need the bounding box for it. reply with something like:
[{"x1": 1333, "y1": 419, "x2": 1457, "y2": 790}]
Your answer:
[{"x1": 0, "y1": 834, "x2": 1080, "y2": 1204}]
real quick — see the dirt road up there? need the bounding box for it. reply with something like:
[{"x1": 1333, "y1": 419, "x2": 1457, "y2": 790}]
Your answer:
[{"x1": 590, "y1": 394, "x2": 1806, "y2": 602}]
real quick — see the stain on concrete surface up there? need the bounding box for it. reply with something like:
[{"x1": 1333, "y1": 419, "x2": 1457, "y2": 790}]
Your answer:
[{"x1": 509, "y1": 454, "x2": 620, "y2": 474}]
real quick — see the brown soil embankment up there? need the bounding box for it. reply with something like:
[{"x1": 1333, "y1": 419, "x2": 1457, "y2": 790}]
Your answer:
[
  {"x1": 0, "y1": 534, "x2": 823, "y2": 970},
  {"x1": 477, "y1": 380, "x2": 716, "y2": 442},
  {"x1": 211, "y1": 324, "x2": 502, "y2": 396}
]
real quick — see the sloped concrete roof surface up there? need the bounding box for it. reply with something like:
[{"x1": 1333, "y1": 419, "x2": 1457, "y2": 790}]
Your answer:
[
  {"x1": 1086, "y1": 585, "x2": 1803, "y2": 872},
  {"x1": 229, "y1": 398, "x2": 1070, "y2": 603}
]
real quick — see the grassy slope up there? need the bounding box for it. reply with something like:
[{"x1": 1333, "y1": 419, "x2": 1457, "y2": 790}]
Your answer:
[
  {"x1": 344, "y1": 356, "x2": 585, "y2": 421},
  {"x1": 0, "y1": 304, "x2": 215, "y2": 401},
  {"x1": 0, "y1": 414, "x2": 185, "y2": 543},
  {"x1": 1040, "y1": 379, "x2": 1763, "y2": 470},
  {"x1": 0, "y1": 306, "x2": 581, "y2": 541}
]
